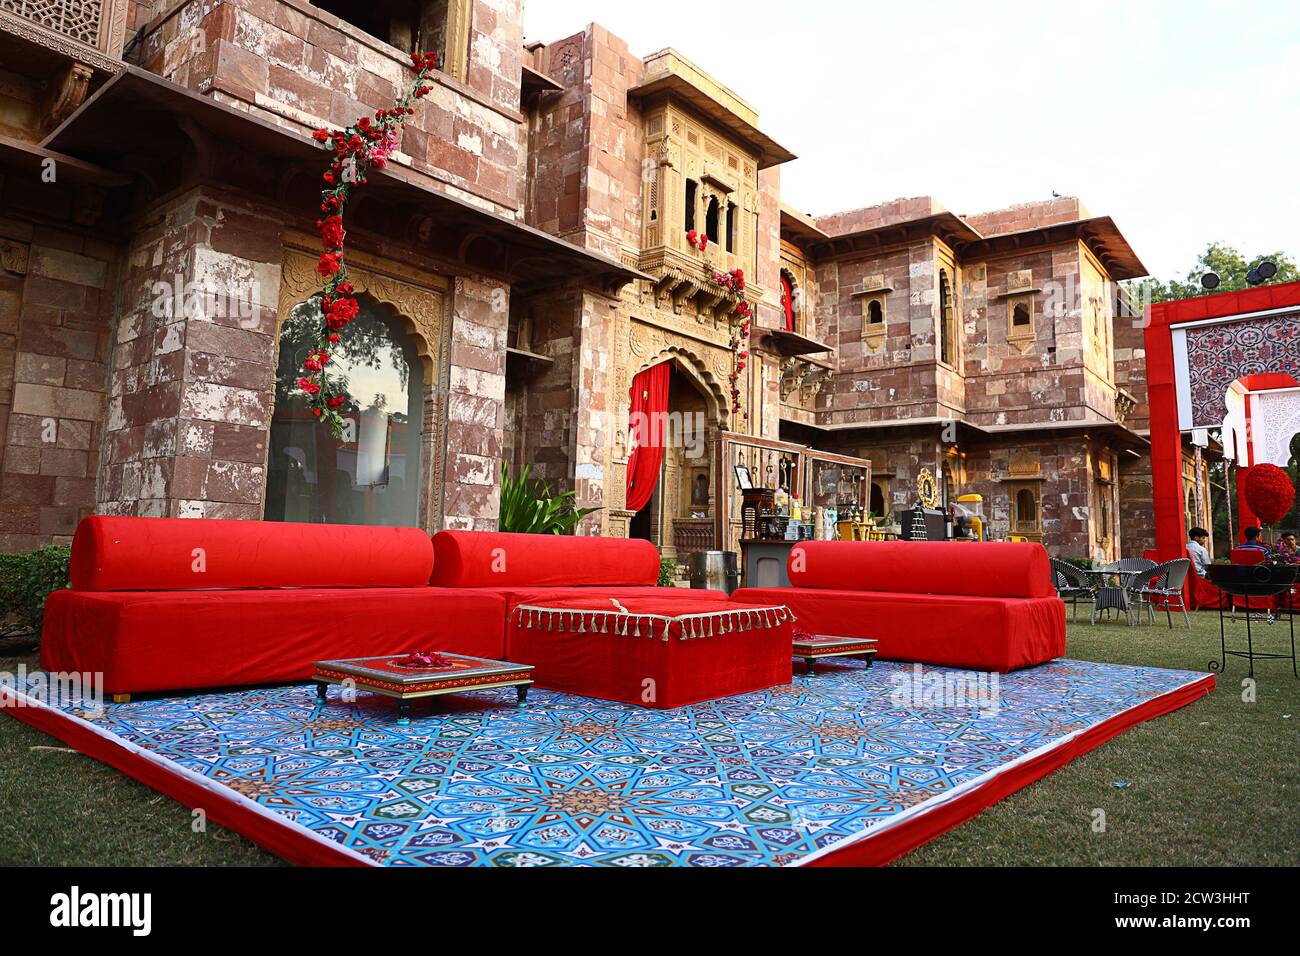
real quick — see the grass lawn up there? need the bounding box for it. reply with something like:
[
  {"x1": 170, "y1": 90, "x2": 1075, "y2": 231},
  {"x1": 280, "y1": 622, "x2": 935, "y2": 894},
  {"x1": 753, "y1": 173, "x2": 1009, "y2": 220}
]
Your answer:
[{"x1": 1, "y1": 612, "x2": 1296, "y2": 867}]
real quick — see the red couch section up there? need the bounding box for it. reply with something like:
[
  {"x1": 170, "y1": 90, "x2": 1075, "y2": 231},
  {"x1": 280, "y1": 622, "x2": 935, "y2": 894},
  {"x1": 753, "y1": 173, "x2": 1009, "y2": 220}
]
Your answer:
[
  {"x1": 43, "y1": 517, "x2": 503, "y2": 695},
  {"x1": 734, "y1": 541, "x2": 1065, "y2": 672},
  {"x1": 41, "y1": 587, "x2": 505, "y2": 695},
  {"x1": 70, "y1": 515, "x2": 434, "y2": 591},
  {"x1": 506, "y1": 597, "x2": 793, "y2": 708},
  {"x1": 430, "y1": 530, "x2": 659, "y2": 588},
  {"x1": 787, "y1": 540, "x2": 1054, "y2": 598}
]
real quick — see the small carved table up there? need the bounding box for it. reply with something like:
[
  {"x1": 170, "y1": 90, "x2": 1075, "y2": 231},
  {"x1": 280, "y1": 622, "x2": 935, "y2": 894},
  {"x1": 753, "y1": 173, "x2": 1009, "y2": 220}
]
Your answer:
[
  {"x1": 793, "y1": 635, "x2": 878, "y2": 676},
  {"x1": 313, "y1": 654, "x2": 534, "y2": 724}
]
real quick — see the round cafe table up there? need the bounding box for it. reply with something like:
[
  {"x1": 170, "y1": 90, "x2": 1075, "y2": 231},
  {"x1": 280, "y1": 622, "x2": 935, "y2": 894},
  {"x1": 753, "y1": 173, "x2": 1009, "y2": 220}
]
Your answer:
[{"x1": 1082, "y1": 568, "x2": 1145, "y2": 626}]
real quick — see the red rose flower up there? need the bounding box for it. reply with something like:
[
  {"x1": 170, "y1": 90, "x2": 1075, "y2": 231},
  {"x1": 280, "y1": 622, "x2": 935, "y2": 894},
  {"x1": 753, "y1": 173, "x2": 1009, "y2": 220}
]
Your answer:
[
  {"x1": 297, "y1": 377, "x2": 321, "y2": 396},
  {"x1": 317, "y1": 253, "x2": 341, "y2": 277},
  {"x1": 327, "y1": 394, "x2": 347, "y2": 409},
  {"x1": 319, "y1": 214, "x2": 346, "y2": 250},
  {"x1": 312, "y1": 128, "x2": 330, "y2": 143},
  {"x1": 325, "y1": 296, "x2": 359, "y2": 330}
]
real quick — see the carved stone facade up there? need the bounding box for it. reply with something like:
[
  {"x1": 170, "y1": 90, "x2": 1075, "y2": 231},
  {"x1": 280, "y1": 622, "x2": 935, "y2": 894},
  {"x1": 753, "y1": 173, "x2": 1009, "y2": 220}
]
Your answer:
[{"x1": 2, "y1": 5, "x2": 1193, "y2": 562}]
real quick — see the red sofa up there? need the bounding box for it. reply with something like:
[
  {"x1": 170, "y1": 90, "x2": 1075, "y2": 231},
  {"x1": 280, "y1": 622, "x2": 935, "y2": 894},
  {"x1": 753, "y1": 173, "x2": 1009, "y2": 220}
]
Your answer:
[
  {"x1": 732, "y1": 540, "x2": 1066, "y2": 672},
  {"x1": 42, "y1": 520, "x2": 735, "y2": 698},
  {"x1": 41, "y1": 517, "x2": 506, "y2": 696}
]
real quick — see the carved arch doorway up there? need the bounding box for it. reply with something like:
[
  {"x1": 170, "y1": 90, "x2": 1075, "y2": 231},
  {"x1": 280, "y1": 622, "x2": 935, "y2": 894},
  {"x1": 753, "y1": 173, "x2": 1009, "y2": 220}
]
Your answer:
[{"x1": 628, "y1": 354, "x2": 724, "y2": 563}]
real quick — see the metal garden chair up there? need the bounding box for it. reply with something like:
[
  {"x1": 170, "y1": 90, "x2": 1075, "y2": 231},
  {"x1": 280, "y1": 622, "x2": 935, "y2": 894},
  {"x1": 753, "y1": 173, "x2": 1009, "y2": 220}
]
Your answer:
[
  {"x1": 1049, "y1": 558, "x2": 1097, "y2": 622},
  {"x1": 1134, "y1": 558, "x2": 1192, "y2": 628}
]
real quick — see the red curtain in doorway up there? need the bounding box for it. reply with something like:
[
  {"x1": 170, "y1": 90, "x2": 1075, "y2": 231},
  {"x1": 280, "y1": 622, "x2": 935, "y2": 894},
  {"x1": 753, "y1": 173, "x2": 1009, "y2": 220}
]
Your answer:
[
  {"x1": 780, "y1": 273, "x2": 795, "y2": 331},
  {"x1": 625, "y1": 361, "x2": 671, "y2": 513}
]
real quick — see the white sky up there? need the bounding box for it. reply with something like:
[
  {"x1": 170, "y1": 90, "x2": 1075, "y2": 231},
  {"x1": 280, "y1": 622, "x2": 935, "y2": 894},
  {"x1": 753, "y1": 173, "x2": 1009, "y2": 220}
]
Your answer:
[{"x1": 523, "y1": 0, "x2": 1300, "y2": 280}]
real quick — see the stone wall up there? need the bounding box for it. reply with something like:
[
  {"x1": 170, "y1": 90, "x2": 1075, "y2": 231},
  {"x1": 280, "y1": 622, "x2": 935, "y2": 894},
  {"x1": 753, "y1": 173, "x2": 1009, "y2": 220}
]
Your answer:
[
  {"x1": 137, "y1": 0, "x2": 526, "y2": 216},
  {"x1": 0, "y1": 217, "x2": 116, "y2": 551},
  {"x1": 525, "y1": 25, "x2": 645, "y2": 258}
]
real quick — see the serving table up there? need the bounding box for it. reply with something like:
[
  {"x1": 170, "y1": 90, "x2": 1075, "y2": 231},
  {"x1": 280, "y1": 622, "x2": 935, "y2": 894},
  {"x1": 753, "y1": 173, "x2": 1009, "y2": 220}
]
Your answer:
[
  {"x1": 314, "y1": 653, "x2": 534, "y2": 724},
  {"x1": 1205, "y1": 564, "x2": 1298, "y2": 678}
]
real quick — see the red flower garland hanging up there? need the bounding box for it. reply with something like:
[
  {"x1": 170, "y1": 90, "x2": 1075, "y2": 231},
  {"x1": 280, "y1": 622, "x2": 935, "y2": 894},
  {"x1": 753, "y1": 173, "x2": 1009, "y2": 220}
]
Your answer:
[
  {"x1": 685, "y1": 230, "x2": 747, "y2": 416},
  {"x1": 298, "y1": 51, "x2": 440, "y2": 437},
  {"x1": 1243, "y1": 463, "x2": 1296, "y2": 527},
  {"x1": 710, "y1": 266, "x2": 750, "y2": 418}
]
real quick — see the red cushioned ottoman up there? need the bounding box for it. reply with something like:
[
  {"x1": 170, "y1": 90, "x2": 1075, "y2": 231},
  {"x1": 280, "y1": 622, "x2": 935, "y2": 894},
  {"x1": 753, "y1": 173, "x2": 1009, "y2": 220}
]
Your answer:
[{"x1": 506, "y1": 597, "x2": 795, "y2": 709}]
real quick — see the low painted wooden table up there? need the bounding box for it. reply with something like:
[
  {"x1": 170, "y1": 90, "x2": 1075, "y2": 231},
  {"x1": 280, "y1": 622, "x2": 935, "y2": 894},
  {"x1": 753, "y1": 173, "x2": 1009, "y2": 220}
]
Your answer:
[
  {"x1": 793, "y1": 635, "x2": 878, "y2": 676},
  {"x1": 313, "y1": 654, "x2": 534, "y2": 724}
]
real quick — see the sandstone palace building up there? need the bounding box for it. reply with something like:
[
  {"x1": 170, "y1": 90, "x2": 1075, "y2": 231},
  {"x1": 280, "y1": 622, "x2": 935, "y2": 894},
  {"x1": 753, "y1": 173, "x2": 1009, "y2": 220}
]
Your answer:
[{"x1": 0, "y1": 1, "x2": 1211, "y2": 562}]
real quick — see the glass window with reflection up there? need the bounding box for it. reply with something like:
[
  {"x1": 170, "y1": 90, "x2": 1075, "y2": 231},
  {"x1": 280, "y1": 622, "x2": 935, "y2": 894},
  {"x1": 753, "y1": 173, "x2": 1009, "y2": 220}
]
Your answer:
[{"x1": 265, "y1": 298, "x2": 424, "y2": 527}]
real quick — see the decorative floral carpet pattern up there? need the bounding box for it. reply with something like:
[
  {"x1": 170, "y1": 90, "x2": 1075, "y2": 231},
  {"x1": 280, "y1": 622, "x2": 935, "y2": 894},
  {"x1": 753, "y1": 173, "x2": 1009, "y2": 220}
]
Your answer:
[{"x1": 30, "y1": 659, "x2": 1205, "y2": 866}]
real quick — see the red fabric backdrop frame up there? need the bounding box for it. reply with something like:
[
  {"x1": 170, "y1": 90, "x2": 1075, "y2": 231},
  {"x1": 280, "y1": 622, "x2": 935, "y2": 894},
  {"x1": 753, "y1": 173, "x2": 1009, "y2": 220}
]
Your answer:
[
  {"x1": 1144, "y1": 280, "x2": 1300, "y2": 561},
  {"x1": 625, "y1": 361, "x2": 671, "y2": 513}
]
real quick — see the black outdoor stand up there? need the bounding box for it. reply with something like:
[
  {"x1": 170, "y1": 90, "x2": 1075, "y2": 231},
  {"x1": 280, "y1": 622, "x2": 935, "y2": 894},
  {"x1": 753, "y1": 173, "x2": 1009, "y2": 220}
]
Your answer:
[{"x1": 1206, "y1": 564, "x2": 1298, "y2": 678}]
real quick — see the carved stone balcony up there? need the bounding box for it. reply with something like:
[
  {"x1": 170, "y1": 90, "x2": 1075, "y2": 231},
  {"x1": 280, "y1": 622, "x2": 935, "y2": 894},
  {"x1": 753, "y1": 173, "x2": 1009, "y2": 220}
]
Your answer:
[
  {"x1": 637, "y1": 245, "x2": 762, "y2": 323},
  {"x1": 0, "y1": 0, "x2": 127, "y2": 73}
]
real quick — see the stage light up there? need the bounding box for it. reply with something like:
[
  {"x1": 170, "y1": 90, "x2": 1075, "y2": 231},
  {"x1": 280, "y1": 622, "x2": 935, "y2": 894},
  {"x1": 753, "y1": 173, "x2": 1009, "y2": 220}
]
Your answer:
[
  {"x1": 1201, "y1": 272, "x2": 1221, "y2": 290},
  {"x1": 1246, "y1": 268, "x2": 1262, "y2": 285},
  {"x1": 1257, "y1": 260, "x2": 1278, "y2": 281}
]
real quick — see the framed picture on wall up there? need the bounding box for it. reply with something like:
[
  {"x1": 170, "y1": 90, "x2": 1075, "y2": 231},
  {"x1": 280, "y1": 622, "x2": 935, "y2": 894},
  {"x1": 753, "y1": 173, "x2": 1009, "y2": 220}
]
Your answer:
[{"x1": 734, "y1": 465, "x2": 753, "y2": 490}]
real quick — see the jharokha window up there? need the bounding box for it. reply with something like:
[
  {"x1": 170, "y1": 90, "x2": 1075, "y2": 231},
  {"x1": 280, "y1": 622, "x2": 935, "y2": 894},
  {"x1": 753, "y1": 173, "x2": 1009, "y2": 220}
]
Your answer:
[
  {"x1": 266, "y1": 298, "x2": 424, "y2": 526},
  {"x1": 938, "y1": 268, "x2": 957, "y2": 367},
  {"x1": 313, "y1": 0, "x2": 471, "y2": 80}
]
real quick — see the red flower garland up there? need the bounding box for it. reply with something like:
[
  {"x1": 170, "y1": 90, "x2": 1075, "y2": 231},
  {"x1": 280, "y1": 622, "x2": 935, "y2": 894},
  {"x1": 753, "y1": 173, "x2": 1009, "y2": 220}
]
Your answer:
[
  {"x1": 299, "y1": 51, "x2": 440, "y2": 437},
  {"x1": 710, "y1": 267, "x2": 750, "y2": 417},
  {"x1": 1243, "y1": 463, "x2": 1296, "y2": 526}
]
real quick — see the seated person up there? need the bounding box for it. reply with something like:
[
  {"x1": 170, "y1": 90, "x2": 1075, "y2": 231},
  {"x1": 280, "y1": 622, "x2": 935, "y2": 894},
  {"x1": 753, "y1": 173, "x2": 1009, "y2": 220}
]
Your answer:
[
  {"x1": 1277, "y1": 529, "x2": 1299, "y2": 564},
  {"x1": 1186, "y1": 527, "x2": 1212, "y2": 577},
  {"x1": 1239, "y1": 525, "x2": 1271, "y2": 555}
]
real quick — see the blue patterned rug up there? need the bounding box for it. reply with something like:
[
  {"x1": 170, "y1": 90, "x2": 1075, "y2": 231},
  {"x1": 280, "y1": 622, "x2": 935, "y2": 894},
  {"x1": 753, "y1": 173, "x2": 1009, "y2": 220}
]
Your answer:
[{"x1": 10, "y1": 659, "x2": 1208, "y2": 866}]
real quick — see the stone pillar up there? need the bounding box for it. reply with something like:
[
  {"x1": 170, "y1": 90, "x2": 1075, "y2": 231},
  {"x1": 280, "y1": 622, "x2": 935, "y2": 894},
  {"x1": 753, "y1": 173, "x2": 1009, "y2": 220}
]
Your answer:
[
  {"x1": 441, "y1": 275, "x2": 507, "y2": 529},
  {"x1": 100, "y1": 188, "x2": 281, "y2": 519}
]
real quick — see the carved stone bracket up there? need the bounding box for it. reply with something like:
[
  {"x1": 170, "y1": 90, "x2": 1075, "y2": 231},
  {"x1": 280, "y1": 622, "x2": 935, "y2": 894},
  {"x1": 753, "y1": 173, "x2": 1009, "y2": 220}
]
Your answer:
[
  {"x1": 780, "y1": 356, "x2": 831, "y2": 404},
  {"x1": 0, "y1": 239, "x2": 31, "y2": 276},
  {"x1": 45, "y1": 62, "x2": 93, "y2": 130},
  {"x1": 1115, "y1": 387, "x2": 1137, "y2": 425}
]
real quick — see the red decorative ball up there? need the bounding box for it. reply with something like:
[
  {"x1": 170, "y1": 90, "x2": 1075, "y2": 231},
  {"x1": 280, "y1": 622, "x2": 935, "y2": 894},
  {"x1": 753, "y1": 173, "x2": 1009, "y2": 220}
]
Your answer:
[{"x1": 1243, "y1": 463, "x2": 1296, "y2": 526}]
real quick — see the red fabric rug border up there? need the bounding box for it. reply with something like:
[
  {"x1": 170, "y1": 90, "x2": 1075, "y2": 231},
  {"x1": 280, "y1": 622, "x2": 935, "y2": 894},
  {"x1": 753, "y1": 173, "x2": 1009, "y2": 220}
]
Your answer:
[
  {"x1": 0, "y1": 689, "x2": 370, "y2": 867},
  {"x1": 802, "y1": 672, "x2": 1216, "y2": 866}
]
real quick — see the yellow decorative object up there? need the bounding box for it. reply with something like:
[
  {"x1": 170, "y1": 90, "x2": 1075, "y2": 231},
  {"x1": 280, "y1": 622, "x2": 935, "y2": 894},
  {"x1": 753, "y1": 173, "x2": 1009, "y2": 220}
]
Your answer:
[{"x1": 916, "y1": 468, "x2": 939, "y2": 509}]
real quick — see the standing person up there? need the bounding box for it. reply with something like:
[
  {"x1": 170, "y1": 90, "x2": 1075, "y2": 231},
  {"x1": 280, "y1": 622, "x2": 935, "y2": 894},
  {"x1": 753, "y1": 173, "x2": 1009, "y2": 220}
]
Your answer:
[{"x1": 1186, "y1": 527, "x2": 1212, "y2": 577}]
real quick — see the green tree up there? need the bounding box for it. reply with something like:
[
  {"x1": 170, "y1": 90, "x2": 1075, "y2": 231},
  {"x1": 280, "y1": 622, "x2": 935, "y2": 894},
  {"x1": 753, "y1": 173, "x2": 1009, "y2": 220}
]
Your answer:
[{"x1": 1127, "y1": 242, "x2": 1298, "y2": 305}]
